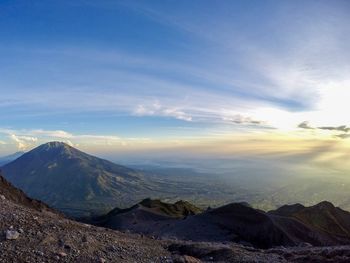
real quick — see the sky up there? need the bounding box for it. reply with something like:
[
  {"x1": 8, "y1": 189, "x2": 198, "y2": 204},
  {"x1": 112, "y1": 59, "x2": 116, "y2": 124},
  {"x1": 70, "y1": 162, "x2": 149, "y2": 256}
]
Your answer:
[{"x1": 1, "y1": 0, "x2": 350, "y2": 171}]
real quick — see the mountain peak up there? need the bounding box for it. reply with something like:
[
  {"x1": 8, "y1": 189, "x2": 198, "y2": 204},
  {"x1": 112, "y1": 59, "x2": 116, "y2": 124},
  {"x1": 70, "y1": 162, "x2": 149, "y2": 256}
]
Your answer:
[
  {"x1": 138, "y1": 198, "x2": 202, "y2": 217},
  {"x1": 1, "y1": 142, "x2": 145, "y2": 217},
  {"x1": 313, "y1": 201, "x2": 335, "y2": 210},
  {"x1": 40, "y1": 141, "x2": 72, "y2": 150},
  {"x1": 268, "y1": 203, "x2": 305, "y2": 217},
  {"x1": 34, "y1": 141, "x2": 78, "y2": 158}
]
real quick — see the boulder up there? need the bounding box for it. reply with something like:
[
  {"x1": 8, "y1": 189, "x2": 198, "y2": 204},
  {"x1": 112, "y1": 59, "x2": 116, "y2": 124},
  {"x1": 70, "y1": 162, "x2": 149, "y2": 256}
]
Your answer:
[{"x1": 5, "y1": 230, "x2": 20, "y2": 240}]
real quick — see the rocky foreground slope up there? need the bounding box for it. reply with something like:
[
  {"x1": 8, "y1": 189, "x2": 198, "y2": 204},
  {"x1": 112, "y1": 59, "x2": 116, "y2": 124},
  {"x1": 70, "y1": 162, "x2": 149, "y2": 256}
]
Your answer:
[
  {"x1": 0, "y1": 195, "x2": 170, "y2": 262},
  {"x1": 3, "y1": 173, "x2": 350, "y2": 262},
  {"x1": 0, "y1": 171, "x2": 350, "y2": 263},
  {"x1": 4, "y1": 195, "x2": 350, "y2": 263}
]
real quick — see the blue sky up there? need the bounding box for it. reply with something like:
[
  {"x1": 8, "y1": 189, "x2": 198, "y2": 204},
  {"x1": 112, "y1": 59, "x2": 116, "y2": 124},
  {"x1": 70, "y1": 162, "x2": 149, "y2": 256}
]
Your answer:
[{"x1": 1, "y1": 0, "x2": 350, "y2": 159}]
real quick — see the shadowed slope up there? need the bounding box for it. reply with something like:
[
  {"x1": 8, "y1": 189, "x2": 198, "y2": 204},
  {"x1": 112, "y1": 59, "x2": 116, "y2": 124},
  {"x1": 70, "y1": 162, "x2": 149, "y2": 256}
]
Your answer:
[
  {"x1": 270, "y1": 201, "x2": 350, "y2": 238},
  {"x1": 0, "y1": 171, "x2": 54, "y2": 213},
  {"x1": 0, "y1": 152, "x2": 25, "y2": 166}
]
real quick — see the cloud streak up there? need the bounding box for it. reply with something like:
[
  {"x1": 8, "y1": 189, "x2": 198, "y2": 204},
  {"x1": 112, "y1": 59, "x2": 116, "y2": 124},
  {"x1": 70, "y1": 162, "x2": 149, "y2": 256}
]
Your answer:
[
  {"x1": 0, "y1": 128, "x2": 151, "y2": 151},
  {"x1": 298, "y1": 121, "x2": 350, "y2": 139},
  {"x1": 10, "y1": 134, "x2": 38, "y2": 151},
  {"x1": 134, "y1": 102, "x2": 192, "y2": 122}
]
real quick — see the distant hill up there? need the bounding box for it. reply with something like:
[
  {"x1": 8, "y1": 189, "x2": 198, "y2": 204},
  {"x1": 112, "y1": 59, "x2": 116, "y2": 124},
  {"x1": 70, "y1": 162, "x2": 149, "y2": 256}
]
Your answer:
[
  {"x1": 139, "y1": 198, "x2": 203, "y2": 218},
  {"x1": 98, "y1": 200, "x2": 297, "y2": 248},
  {"x1": 1, "y1": 142, "x2": 159, "y2": 217},
  {"x1": 268, "y1": 203, "x2": 305, "y2": 217},
  {"x1": 98, "y1": 200, "x2": 350, "y2": 248},
  {"x1": 0, "y1": 151, "x2": 25, "y2": 166},
  {"x1": 269, "y1": 201, "x2": 350, "y2": 238},
  {"x1": 95, "y1": 198, "x2": 202, "y2": 234},
  {"x1": 158, "y1": 202, "x2": 329, "y2": 248}
]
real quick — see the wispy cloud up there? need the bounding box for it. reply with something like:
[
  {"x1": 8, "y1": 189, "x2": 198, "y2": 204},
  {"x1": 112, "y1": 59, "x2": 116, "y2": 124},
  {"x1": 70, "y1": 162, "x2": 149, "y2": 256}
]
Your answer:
[
  {"x1": 134, "y1": 101, "x2": 192, "y2": 122},
  {"x1": 222, "y1": 114, "x2": 264, "y2": 125},
  {"x1": 298, "y1": 121, "x2": 314, "y2": 130},
  {"x1": 298, "y1": 121, "x2": 350, "y2": 139},
  {"x1": 30, "y1": 129, "x2": 73, "y2": 138},
  {"x1": 319, "y1": 126, "x2": 350, "y2": 133},
  {"x1": 10, "y1": 134, "x2": 38, "y2": 150},
  {"x1": 0, "y1": 128, "x2": 152, "y2": 151}
]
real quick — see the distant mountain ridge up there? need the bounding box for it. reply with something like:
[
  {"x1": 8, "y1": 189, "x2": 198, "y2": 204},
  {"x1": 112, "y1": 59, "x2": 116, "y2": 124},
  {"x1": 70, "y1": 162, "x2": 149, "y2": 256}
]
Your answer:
[
  {"x1": 269, "y1": 201, "x2": 350, "y2": 238},
  {"x1": 1, "y1": 142, "x2": 159, "y2": 217},
  {"x1": 0, "y1": 151, "x2": 25, "y2": 166}
]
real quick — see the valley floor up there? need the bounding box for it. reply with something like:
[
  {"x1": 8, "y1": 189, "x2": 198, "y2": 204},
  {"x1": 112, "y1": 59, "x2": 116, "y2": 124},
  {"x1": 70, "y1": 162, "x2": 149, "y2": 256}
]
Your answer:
[{"x1": 2, "y1": 197, "x2": 350, "y2": 262}]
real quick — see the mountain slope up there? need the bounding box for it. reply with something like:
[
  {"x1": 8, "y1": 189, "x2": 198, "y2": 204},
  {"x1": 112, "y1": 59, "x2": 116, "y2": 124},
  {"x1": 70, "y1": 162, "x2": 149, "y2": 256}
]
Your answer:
[
  {"x1": 163, "y1": 202, "x2": 317, "y2": 248},
  {"x1": 1, "y1": 142, "x2": 158, "y2": 217},
  {"x1": 187, "y1": 202, "x2": 350, "y2": 247},
  {"x1": 0, "y1": 171, "x2": 54, "y2": 212},
  {"x1": 0, "y1": 151, "x2": 25, "y2": 166},
  {"x1": 270, "y1": 201, "x2": 350, "y2": 238}
]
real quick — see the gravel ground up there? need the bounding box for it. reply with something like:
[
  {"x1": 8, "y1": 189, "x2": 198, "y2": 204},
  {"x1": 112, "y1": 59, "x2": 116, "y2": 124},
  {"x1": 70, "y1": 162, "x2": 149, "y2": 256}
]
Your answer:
[{"x1": 0, "y1": 197, "x2": 171, "y2": 263}]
